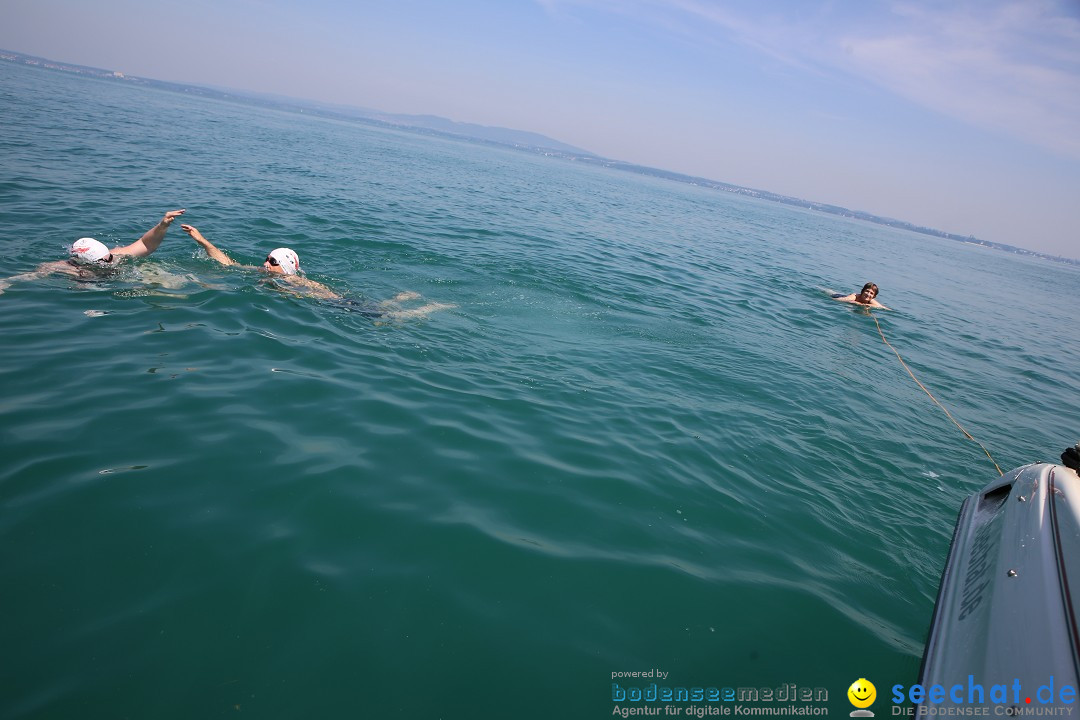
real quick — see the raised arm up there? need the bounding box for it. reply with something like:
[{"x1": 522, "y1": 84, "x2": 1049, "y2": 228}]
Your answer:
[
  {"x1": 181, "y1": 224, "x2": 237, "y2": 267},
  {"x1": 113, "y1": 209, "x2": 186, "y2": 258}
]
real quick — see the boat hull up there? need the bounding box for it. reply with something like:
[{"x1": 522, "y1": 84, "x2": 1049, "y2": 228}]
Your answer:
[{"x1": 917, "y1": 463, "x2": 1080, "y2": 709}]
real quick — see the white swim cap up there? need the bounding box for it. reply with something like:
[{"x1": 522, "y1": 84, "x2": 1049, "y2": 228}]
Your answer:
[
  {"x1": 267, "y1": 248, "x2": 300, "y2": 275},
  {"x1": 70, "y1": 238, "x2": 111, "y2": 264}
]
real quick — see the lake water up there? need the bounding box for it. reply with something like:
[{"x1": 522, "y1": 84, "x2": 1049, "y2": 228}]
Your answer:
[{"x1": 1, "y1": 59, "x2": 1078, "y2": 719}]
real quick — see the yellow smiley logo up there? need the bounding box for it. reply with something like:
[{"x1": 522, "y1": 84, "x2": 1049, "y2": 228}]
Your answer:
[{"x1": 847, "y1": 678, "x2": 876, "y2": 709}]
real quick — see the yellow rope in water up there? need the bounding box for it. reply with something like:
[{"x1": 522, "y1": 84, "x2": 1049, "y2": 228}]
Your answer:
[{"x1": 869, "y1": 311, "x2": 1003, "y2": 477}]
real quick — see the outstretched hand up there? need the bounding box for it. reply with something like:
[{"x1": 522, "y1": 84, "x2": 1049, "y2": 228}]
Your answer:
[
  {"x1": 182, "y1": 224, "x2": 235, "y2": 267},
  {"x1": 180, "y1": 224, "x2": 208, "y2": 243},
  {"x1": 162, "y1": 209, "x2": 186, "y2": 226}
]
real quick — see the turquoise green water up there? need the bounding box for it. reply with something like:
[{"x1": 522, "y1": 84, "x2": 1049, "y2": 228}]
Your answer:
[{"x1": 2, "y1": 61, "x2": 1079, "y2": 719}]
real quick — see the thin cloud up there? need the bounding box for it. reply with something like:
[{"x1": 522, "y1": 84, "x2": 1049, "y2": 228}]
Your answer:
[
  {"x1": 540, "y1": 0, "x2": 1080, "y2": 159},
  {"x1": 839, "y1": 1, "x2": 1080, "y2": 158}
]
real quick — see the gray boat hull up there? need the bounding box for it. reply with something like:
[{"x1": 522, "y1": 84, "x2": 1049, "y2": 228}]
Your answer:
[{"x1": 917, "y1": 463, "x2": 1080, "y2": 709}]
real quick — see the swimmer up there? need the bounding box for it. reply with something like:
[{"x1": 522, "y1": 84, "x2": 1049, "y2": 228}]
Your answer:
[
  {"x1": 183, "y1": 223, "x2": 341, "y2": 299},
  {"x1": 182, "y1": 224, "x2": 455, "y2": 318},
  {"x1": 832, "y1": 282, "x2": 890, "y2": 310},
  {"x1": 0, "y1": 210, "x2": 186, "y2": 295}
]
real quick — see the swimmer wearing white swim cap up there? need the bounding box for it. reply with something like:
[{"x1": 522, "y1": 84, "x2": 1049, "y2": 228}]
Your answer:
[
  {"x1": 0, "y1": 209, "x2": 185, "y2": 295},
  {"x1": 180, "y1": 223, "x2": 455, "y2": 320},
  {"x1": 181, "y1": 224, "x2": 340, "y2": 299}
]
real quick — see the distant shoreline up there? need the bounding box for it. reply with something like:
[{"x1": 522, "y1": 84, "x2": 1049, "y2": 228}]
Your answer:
[{"x1": 2, "y1": 48, "x2": 1075, "y2": 266}]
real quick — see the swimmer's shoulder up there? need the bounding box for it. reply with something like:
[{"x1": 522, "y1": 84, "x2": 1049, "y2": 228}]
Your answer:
[{"x1": 281, "y1": 274, "x2": 342, "y2": 300}]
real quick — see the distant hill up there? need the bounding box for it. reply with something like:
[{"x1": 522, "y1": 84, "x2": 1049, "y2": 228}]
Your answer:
[
  {"x1": 192, "y1": 88, "x2": 595, "y2": 156},
  {"x1": 362, "y1": 113, "x2": 593, "y2": 156},
  {"x1": 572, "y1": 157, "x2": 1078, "y2": 265},
  {"x1": 0, "y1": 49, "x2": 592, "y2": 156},
  {"x1": 1, "y1": 48, "x2": 1074, "y2": 265}
]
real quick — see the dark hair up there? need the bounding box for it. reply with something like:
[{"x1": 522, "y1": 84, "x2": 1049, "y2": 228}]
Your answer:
[{"x1": 861, "y1": 283, "x2": 879, "y2": 295}]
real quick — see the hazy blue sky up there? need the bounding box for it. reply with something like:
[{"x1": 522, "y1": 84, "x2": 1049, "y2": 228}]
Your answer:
[{"x1": 2, "y1": 0, "x2": 1078, "y2": 257}]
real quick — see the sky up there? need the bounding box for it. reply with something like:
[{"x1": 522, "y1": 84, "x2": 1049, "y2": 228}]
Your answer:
[{"x1": 2, "y1": 0, "x2": 1079, "y2": 258}]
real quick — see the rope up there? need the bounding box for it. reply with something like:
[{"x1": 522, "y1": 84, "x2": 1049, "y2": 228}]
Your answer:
[{"x1": 869, "y1": 311, "x2": 1003, "y2": 476}]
